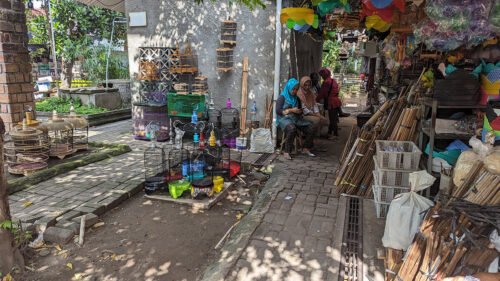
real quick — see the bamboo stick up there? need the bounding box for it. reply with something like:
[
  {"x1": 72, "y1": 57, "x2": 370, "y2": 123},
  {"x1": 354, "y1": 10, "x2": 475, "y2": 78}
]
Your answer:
[{"x1": 240, "y1": 57, "x2": 249, "y2": 135}]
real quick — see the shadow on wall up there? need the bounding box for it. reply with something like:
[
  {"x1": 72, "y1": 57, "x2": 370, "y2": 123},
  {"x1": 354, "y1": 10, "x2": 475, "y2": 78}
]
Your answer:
[{"x1": 126, "y1": 0, "x2": 286, "y2": 121}]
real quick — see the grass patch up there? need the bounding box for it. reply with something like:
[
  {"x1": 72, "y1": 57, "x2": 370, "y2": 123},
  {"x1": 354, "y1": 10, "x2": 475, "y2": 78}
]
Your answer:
[
  {"x1": 8, "y1": 143, "x2": 131, "y2": 195},
  {"x1": 36, "y1": 97, "x2": 108, "y2": 115}
]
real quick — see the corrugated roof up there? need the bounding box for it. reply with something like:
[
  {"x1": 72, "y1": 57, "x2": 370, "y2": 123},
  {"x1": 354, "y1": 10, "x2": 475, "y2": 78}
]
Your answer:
[{"x1": 76, "y1": 0, "x2": 125, "y2": 13}]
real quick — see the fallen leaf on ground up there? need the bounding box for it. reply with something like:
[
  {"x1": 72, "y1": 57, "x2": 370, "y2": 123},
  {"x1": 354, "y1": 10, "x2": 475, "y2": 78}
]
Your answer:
[
  {"x1": 72, "y1": 273, "x2": 84, "y2": 280},
  {"x1": 93, "y1": 222, "x2": 105, "y2": 228},
  {"x1": 2, "y1": 273, "x2": 13, "y2": 281},
  {"x1": 66, "y1": 262, "x2": 73, "y2": 270},
  {"x1": 22, "y1": 201, "x2": 33, "y2": 207},
  {"x1": 236, "y1": 213, "x2": 243, "y2": 220},
  {"x1": 54, "y1": 244, "x2": 62, "y2": 251}
]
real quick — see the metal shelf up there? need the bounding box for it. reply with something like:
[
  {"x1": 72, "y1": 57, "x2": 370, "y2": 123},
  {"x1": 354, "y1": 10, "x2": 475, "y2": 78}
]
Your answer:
[
  {"x1": 421, "y1": 126, "x2": 474, "y2": 140},
  {"x1": 421, "y1": 98, "x2": 487, "y2": 109}
]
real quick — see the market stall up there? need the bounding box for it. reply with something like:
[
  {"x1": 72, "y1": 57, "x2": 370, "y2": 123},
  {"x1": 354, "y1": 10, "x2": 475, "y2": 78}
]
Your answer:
[{"x1": 321, "y1": 0, "x2": 500, "y2": 279}]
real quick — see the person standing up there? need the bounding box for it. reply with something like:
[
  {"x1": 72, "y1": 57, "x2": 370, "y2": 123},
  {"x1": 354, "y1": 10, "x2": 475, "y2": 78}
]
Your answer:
[{"x1": 316, "y1": 68, "x2": 341, "y2": 140}]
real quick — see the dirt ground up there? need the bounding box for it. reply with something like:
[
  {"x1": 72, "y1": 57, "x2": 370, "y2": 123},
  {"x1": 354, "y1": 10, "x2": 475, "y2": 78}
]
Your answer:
[{"x1": 19, "y1": 191, "x2": 245, "y2": 281}]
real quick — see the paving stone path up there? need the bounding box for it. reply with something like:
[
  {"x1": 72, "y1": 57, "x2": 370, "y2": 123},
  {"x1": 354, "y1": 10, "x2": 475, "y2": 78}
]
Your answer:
[
  {"x1": 225, "y1": 140, "x2": 343, "y2": 281},
  {"x1": 8, "y1": 120, "x2": 148, "y2": 235}
]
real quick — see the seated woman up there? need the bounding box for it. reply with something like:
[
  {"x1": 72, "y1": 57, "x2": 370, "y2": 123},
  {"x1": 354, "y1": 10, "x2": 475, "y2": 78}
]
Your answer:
[
  {"x1": 297, "y1": 76, "x2": 329, "y2": 136},
  {"x1": 276, "y1": 78, "x2": 315, "y2": 160}
]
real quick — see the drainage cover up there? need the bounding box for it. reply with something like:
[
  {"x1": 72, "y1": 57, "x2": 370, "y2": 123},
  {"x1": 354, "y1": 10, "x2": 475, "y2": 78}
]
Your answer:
[{"x1": 340, "y1": 197, "x2": 363, "y2": 281}]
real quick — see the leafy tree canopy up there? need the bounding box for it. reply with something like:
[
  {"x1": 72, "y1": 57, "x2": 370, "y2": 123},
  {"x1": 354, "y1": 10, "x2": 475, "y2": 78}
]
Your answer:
[{"x1": 194, "y1": 0, "x2": 266, "y2": 10}]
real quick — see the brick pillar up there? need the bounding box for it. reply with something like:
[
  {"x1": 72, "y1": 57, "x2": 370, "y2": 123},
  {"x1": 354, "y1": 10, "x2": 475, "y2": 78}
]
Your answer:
[{"x1": 0, "y1": 0, "x2": 34, "y2": 131}]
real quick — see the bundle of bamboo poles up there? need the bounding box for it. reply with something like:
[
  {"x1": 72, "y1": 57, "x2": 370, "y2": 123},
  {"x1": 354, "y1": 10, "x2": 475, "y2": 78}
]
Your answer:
[
  {"x1": 393, "y1": 202, "x2": 499, "y2": 281},
  {"x1": 389, "y1": 106, "x2": 421, "y2": 141},
  {"x1": 263, "y1": 95, "x2": 273, "y2": 129},
  {"x1": 448, "y1": 161, "x2": 500, "y2": 206}
]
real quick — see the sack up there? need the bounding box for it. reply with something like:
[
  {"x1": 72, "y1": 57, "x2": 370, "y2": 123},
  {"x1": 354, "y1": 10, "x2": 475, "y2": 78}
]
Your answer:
[
  {"x1": 382, "y1": 170, "x2": 436, "y2": 250},
  {"x1": 250, "y1": 128, "x2": 274, "y2": 154}
]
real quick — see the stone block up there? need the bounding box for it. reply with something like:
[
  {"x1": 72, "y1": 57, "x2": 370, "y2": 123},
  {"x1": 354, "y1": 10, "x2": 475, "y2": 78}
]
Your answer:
[
  {"x1": 55, "y1": 220, "x2": 79, "y2": 235},
  {"x1": 34, "y1": 216, "x2": 57, "y2": 233},
  {"x1": 72, "y1": 213, "x2": 99, "y2": 228},
  {"x1": 44, "y1": 227, "x2": 74, "y2": 245},
  {"x1": 56, "y1": 210, "x2": 82, "y2": 222}
]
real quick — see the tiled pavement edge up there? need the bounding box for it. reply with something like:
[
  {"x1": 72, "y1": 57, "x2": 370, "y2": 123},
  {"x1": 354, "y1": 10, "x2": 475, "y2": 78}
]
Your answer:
[
  {"x1": 201, "y1": 143, "x2": 341, "y2": 281},
  {"x1": 8, "y1": 120, "x2": 148, "y2": 238}
]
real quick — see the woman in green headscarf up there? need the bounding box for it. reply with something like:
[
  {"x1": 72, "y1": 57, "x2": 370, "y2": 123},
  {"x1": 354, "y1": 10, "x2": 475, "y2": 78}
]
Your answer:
[{"x1": 276, "y1": 78, "x2": 315, "y2": 160}]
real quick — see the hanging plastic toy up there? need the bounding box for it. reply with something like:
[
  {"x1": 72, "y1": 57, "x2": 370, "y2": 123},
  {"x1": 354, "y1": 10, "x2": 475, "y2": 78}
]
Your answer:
[
  {"x1": 280, "y1": 8, "x2": 319, "y2": 31},
  {"x1": 365, "y1": 15, "x2": 392, "y2": 32}
]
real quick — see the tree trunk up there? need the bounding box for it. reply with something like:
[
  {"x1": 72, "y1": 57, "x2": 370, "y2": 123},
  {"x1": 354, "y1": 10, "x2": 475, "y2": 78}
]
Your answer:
[
  {"x1": 0, "y1": 118, "x2": 23, "y2": 274},
  {"x1": 60, "y1": 58, "x2": 74, "y2": 89}
]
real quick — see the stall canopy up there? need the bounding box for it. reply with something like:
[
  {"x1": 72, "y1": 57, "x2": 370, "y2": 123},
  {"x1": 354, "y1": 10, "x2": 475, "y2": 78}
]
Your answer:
[{"x1": 76, "y1": 0, "x2": 125, "y2": 12}]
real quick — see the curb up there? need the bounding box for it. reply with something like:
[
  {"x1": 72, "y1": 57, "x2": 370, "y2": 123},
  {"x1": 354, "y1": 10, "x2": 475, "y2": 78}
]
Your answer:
[{"x1": 199, "y1": 167, "x2": 285, "y2": 281}]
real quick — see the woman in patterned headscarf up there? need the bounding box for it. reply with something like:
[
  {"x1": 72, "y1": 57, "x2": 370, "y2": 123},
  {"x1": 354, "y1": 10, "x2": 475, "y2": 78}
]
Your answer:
[
  {"x1": 276, "y1": 78, "x2": 315, "y2": 160},
  {"x1": 297, "y1": 76, "x2": 329, "y2": 136}
]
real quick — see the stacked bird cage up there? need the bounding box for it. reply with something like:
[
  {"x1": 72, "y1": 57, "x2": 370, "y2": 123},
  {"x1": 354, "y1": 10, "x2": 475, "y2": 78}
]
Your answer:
[
  {"x1": 221, "y1": 107, "x2": 240, "y2": 148},
  {"x1": 171, "y1": 42, "x2": 198, "y2": 74},
  {"x1": 192, "y1": 75, "x2": 208, "y2": 95},
  {"x1": 220, "y1": 20, "x2": 237, "y2": 45},
  {"x1": 4, "y1": 123, "x2": 49, "y2": 176},
  {"x1": 63, "y1": 109, "x2": 89, "y2": 151},
  {"x1": 46, "y1": 111, "x2": 74, "y2": 159},
  {"x1": 139, "y1": 61, "x2": 160, "y2": 81},
  {"x1": 173, "y1": 82, "x2": 189, "y2": 95},
  {"x1": 216, "y1": 48, "x2": 234, "y2": 72}
]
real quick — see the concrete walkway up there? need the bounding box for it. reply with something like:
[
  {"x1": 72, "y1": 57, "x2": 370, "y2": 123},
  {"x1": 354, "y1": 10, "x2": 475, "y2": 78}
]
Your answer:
[{"x1": 8, "y1": 120, "x2": 147, "y2": 231}]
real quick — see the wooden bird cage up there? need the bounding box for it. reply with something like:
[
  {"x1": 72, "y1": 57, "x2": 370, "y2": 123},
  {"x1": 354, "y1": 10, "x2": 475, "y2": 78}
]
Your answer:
[
  {"x1": 171, "y1": 42, "x2": 198, "y2": 74},
  {"x1": 216, "y1": 48, "x2": 234, "y2": 72},
  {"x1": 63, "y1": 111, "x2": 89, "y2": 151},
  {"x1": 220, "y1": 20, "x2": 237, "y2": 45},
  {"x1": 45, "y1": 111, "x2": 74, "y2": 159},
  {"x1": 173, "y1": 83, "x2": 189, "y2": 95},
  {"x1": 139, "y1": 61, "x2": 160, "y2": 81},
  {"x1": 4, "y1": 125, "x2": 49, "y2": 176},
  {"x1": 192, "y1": 75, "x2": 208, "y2": 95}
]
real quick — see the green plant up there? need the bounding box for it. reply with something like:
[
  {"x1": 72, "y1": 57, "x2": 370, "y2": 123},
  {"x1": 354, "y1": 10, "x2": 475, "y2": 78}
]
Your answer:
[
  {"x1": 0, "y1": 220, "x2": 33, "y2": 252},
  {"x1": 35, "y1": 97, "x2": 108, "y2": 114},
  {"x1": 322, "y1": 40, "x2": 342, "y2": 72},
  {"x1": 194, "y1": 0, "x2": 266, "y2": 10},
  {"x1": 82, "y1": 46, "x2": 129, "y2": 83}
]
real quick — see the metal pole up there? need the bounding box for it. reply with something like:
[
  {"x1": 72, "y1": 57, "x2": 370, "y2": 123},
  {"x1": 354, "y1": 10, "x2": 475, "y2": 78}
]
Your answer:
[
  {"x1": 272, "y1": 0, "x2": 282, "y2": 145},
  {"x1": 47, "y1": 0, "x2": 58, "y2": 79}
]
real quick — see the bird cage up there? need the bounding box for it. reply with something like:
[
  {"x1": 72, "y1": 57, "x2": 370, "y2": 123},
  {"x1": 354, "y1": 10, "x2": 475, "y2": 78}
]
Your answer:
[
  {"x1": 220, "y1": 20, "x2": 237, "y2": 45},
  {"x1": 63, "y1": 110, "x2": 89, "y2": 151},
  {"x1": 167, "y1": 147, "x2": 190, "y2": 182},
  {"x1": 192, "y1": 75, "x2": 208, "y2": 95},
  {"x1": 216, "y1": 48, "x2": 234, "y2": 72},
  {"x1": 189, "y1": 149, "x2": 206, "y2": 182},
  {"x1": 207, "y1": 109, "x2": 222, "y2": 131},
  {"x1": 4, "y1": 124, "x2": 49, "y2": 176},
  {"x1": 139, "y1": 61, "x2": 160, "y2": 81},
  {"x1": 221, "y1": 107, "x2": 240, "y2": 148},
  {"x1": 45, "y1": 111, "x2": 74, "y2": 159},
  {"x1": 143, "y1": 142, "x2": 167, "y2": 195},
  {"x1": 171, "y1": 42, "x2": 198, "y2": 74},
  {"x1": 220, "y1": 145, "x2": 241, "y2": 179},
  {"x1": 173, "y1": 82, "x2": 189, "y2": 95}
]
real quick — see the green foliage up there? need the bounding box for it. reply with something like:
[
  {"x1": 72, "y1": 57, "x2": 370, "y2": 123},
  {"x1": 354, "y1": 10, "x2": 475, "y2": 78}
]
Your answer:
[
  {"x1": 82, "y1": 46, "x2": 129, "y2": 82},
  {"x1": 36, "y1": 97, "x2": 108, "y2": 114},
  {"x1": 0, "y1": 220, "x2": 33, "y2": 251},
  {"x1": 194, "y1": 0, "x2": 266, "y2": 9},
  {"x1": 322, "y1": 40, "x2": 342, "y2": 72}
]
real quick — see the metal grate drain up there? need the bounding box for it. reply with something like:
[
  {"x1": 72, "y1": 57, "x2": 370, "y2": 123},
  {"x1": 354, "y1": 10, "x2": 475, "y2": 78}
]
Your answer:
[
  {"x1": 254, "y1": 153, "x2": 272, "y2": 166},
  {"x1": 341, "y1": 197, "x2": 363, "y2": 281}
]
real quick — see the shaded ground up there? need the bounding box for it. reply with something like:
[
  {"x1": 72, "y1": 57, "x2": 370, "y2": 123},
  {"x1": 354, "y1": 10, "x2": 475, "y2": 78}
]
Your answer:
[{"x1": 20, "y1": 193, "x2": 239, "y2": 281}]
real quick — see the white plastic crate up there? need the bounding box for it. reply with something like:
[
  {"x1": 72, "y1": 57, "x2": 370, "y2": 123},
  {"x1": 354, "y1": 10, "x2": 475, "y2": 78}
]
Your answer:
[
  {"x1": 372, "y1": 172, "x2": 410, "y2": 218},
  {"x1": 375, "y1": 140, "x2": 422, "y2": 170},
  {"x1": 373, "y1": 157, "x2": 412, "y2": 187}
]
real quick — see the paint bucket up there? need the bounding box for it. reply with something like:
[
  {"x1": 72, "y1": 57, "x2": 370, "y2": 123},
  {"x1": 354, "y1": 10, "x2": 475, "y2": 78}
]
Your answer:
[{"x1": 236, "y1": 137, "x2": 247, "y2": 150}]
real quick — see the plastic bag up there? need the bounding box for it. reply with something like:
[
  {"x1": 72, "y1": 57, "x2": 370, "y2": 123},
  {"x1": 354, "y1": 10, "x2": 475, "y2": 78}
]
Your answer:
[
  {"x1": 382, "y1": 170, "x2": 436, "y2": 250},
  {"x1": 250, "y1": 128, "x2": 274, "y2": 153},
  {"x1": 469, "y1": 136, "x2": 493, "y2": 158}
]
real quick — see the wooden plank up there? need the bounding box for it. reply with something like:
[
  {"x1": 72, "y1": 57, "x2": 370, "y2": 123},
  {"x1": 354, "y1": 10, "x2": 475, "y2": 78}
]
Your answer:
[
  {"x1": 144, "y1": 182, "x2": 232, "y2": 210},
  {"x1": 240, "y1": 56, "x2": 249, "y2": 136}
]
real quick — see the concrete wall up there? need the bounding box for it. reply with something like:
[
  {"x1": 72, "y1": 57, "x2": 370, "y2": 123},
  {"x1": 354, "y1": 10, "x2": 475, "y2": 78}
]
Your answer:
[{"x1": 125, "y1": 0, "x2": 292, "y2": 123}]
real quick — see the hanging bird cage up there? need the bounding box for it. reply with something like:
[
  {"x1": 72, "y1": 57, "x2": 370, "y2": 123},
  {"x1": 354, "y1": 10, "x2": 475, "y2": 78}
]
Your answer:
[
  {"x1": 4, "y1": 124, "x2": 49, "y2": 176},
  {"x1": 220, "y1": 20, "x2": 237, "y2": 45},
  {"x1": 63, "y1": 109, "x2": 89, "y2": 151},
  {"x1": 216, "y1": 48, "x2": 234, "y2": 72},
  {"x1": 45, "y1": 111, "x2": 74, "y2": 159},
  {"x1": 173, "y1": 82, "x2": 189, "y2": 95},
  {"x1": 171, "y1": 42, "x2": 198, "y2": 74},
  {"x1": 221, "y1": 107, "x2": 240, "y2": 148},
  {"x1": 143, "y1": 142, "x2": 168, "y2": 195},
  {"x1": 192, "y1": 75, "x2": 208, "y2": 95}
]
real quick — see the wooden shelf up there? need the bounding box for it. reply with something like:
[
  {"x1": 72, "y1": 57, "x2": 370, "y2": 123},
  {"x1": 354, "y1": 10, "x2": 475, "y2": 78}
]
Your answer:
[
  {"x1": 421, "y1": 98, "x2": 487, "y2": 109},
  {"x1": 421, "y1": 126, "x2": 474, "y2": 140}
]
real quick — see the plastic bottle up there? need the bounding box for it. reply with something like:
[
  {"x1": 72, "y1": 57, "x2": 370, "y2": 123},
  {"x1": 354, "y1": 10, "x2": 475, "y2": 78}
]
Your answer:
[
  {"x1": 226, "y1": 98, "x2": 232, "y2": 109},
  {"x1": 209, "y1": 130, "x2": 216, "y2": 147},
  {"x1": 251, "y1": 100, "x2": 257, "y2": 121},
  {"x1": 191, "y1": 109, "x2": 198, "y2": 124}
]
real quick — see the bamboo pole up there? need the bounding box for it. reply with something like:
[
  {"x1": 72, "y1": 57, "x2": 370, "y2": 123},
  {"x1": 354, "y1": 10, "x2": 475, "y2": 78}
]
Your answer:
[{"x1": 240, "y1": 57, "x2": 249, "y2": 135}]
